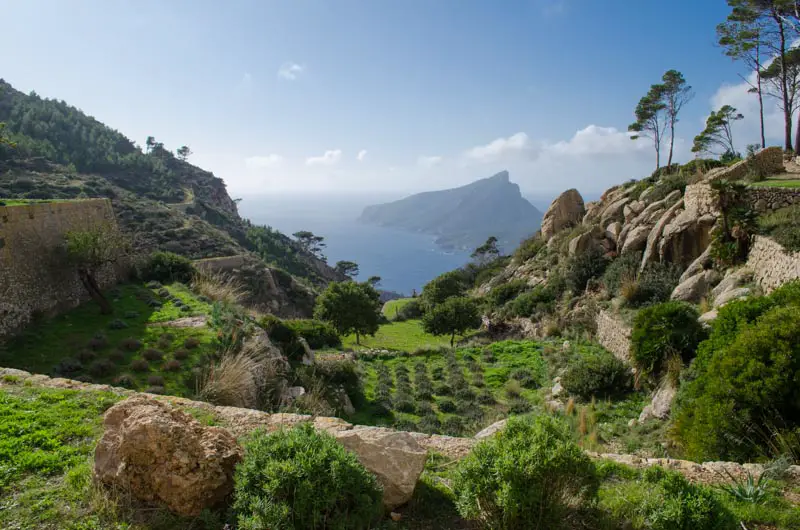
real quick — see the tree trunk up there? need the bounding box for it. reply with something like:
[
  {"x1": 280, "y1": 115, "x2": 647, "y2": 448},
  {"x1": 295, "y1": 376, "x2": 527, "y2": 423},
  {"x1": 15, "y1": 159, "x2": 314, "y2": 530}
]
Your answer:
[
  {"x1": 757, "y1": 50, "x2": 766, "y2": 149},
  {"x1": 776, "y1": 12, "x2": 793, "y2": 151},
  {"x1": 667, "y1": 120, "x2": 675, "y2": 169},
  {"x1": 450, "y1": 332, "x2": 455, "y2": 348},
  {"x1": 78, "y1": 269, "x2": 112, "y2": 315}
]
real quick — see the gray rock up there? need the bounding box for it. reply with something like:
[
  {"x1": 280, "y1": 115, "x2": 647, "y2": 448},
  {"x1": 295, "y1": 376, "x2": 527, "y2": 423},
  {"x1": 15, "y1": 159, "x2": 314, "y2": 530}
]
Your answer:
[
  {"x1": 620, "y1": 225, "x2": 652, "y2": 254},
  {"x1": 605, "y1": 222, "x2": 623, "y2": 243},
  {"x1": 568, "y1": 226, "x2": 603, "y2": 256},
  {"x1": 551, "y1": 381, "x2": 564, "y2": 398},
  {"x1": 640, "y1": 199, "x2": 684, "y2": 270},
  {"x1": 601, "y1": 197, "x2": 631, "y2": 226},
  {"x1": 670, "y1": 269, "x2": 721, "y2": 303},
  {"x1": 678, "y1": 246, "x2": 713, "y2": 284},
  {"x1": 713, "y1": 287, "x2": 751, "y2": 308},
  {"x1": 711, "y1": 268, "x2": 753, "y2": 299},
  {"x1": 474, "y1": 419, "x2": 508, "y2": 440},
  {"x1": 638, "y1": 384, "x2": 677, "y2": 423},
  {"x1": 541, "y1": 189, "x2": 586, "y2": 242},
  {"x1": 699, "y1": 310, "x2": 718, "y2": 325}
]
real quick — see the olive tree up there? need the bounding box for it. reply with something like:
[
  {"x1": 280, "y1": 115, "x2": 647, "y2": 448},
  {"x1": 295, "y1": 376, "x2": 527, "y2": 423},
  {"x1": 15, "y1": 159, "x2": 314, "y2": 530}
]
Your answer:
[{"x1": 65, "y1": 223, "x2": 129, "y2": 314}]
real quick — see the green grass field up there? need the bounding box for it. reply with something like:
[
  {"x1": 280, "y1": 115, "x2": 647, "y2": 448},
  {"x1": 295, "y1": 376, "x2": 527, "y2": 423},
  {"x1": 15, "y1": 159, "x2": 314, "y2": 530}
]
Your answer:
[
  {"x1": 750, "y1": 179, "x2": 800, "y2": 188},
  {"x1": 382, "y1": 297, "x2": 415, "y2": 318},
  {"x1": 342, "y1": 319, "x2": 453, "y2": 350},
  {"x1": 0, "y1": 283, "x2": 217, "y2": 397}
]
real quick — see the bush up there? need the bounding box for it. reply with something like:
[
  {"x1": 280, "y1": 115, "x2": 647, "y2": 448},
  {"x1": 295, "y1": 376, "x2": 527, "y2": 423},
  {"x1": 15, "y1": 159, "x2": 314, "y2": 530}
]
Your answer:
[
  {"x1": 259, "y1": 314, "x2": 304, "y2": 359},
  {"x1": 630, "y1": 301, "x2": 705, "y2": 378},
  {"x1": 77, "y1": 349, "x2": 97, "y2": 363},
  {"x1": 484, "y1": 280, "x2": 529, "y2": 309},
  {"x1": 88, "y1": 359, "x2": 115, "y2": 377},
  {"x1": 147, "y1": 375, "x2": 165, "y2": 386},
  {"x1": 395, "y1": 299, "x2": 424, "y2": 321},
  {"x1": 565, "y1": 247, "x2": 609, "y2": 294},
  {"x1": 146, "y1": 386, "x2": 165, "y2": 395},
  {"x1": 394, "y1": 396, "x2": 415, "y2": 413},
  {"x1": 453, "y1": 415, "x2": 598, "y2": 529},
  {"x1": 477, "y1": 390, "x2": 495, "y2": 405},
  {"x1": 234, "y1": 425, "x2": 382, "y2": 530},
  {"x1": 119, "y1": 337, "x2": 142, "y2": 351},
  {"x1": 163, "y1": 359, "x2": 181, "y2": 372},
  {"x1": 183, "y1": 337, "x2": 201, "y2": 349},
  {"x1": 626, "y1": 261, "x2": 682, "y2": 307},
  {"x1": 561, "y1": 349, "x2": 631, "y2": 400},
  {"x1": 130, "y1": 359, "x2": 149, "y2": 372},
  {"x1": 417, "y1": 414, "x2": 442, "y2": 434},
  {"x1": 507, "y1": 284, "x2": 558, "y2": 319},
  {"x1": 108, "y1": 349, "x2": 126, "y2": 363},
  {"x1": 285, "y1": 319, "x2": 342, "y2": 349},
  {"x1": 87, "y1": 334, "x2": 108, "y2": 350},
  {"x1": 113, "y1": 373, "x2": 135, "y2": 388},
  {"x1": 674, "y1": 304, "x2": 800, "y2": 461},
  {"x1": 138, "y1": 251, "x2": 195, "y2": 283},
  {"x1": 434, "y1": 383, "x2": 452, "y2": 396},
  {"x1": 510, "y1": 368, "x2": 538, "y2": 389},
  {"x1": 438, "y1": 398, "x2": 457, "y2": 413},
  {"x1": 513, "y1": 235, "x2": 546, "y2": 263},
  {"x1": 173, "y1": 348, "x2": 190, "y2": 360},
  {"x1": 142, "y1": 348, "x2": 164, "y2": 361}
]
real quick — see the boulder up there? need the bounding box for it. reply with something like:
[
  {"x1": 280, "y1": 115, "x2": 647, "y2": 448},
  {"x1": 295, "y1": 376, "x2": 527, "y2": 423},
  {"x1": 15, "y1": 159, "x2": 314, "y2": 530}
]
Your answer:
[
  {"x1": 638, "y1": 383, "x2": 677, "y2": 423},
  {"x1": 605, "y1": 222, "x2": 623, "y2": 243},
  {"x1": 670, "y1": 269, "x2": 721, "y2": 303},
  {"x1": 335, "y1": 427, "x2": 427, "y2": 509},
  {"x1": 551, "y1": 381, "x2": 564, "y2": 398},
  {"x1": 678, "y1": 246, "x2": 713, "y2": 284},
  {"x1": 640, "y1": 199, "x2": 684, "y2": 270},
  {"x1": 698, "y1": 310, "x2": 719, "y2": 326},
  {"x1": 620, "y1": 225, "x2": 652, "y2": 254},
  {"x1": 583, "y1": 201, "x2": 603, "y2": 225},
  {"x1": 711, "y1": 268, "x2": 753, "y2": 299},
  {"x1": 600, "y1": 197, "x2": 631, "y2": 226},
  {"x1": 638, "y1": 186, "x2": 656, "y2": 204},
  {"x1": 299, "y1": 337, "x2": 315, "y2": 366},
  {"x1": 93, "y1": 396, "x2": 242, "y2": 517},
  {"x1": 541, "y1": 189, "x2": 586, "y2": 242},
  {"x1": 713, "y1": 287, "x2": 752, "y2": 308},
  {"x1": 623, "y1": 200, "x2": 645, "y2": 221},
  {"x1": 568, "y1": 226, "x2": 603, "y2": 256},
  {"x1": 659, "y1": 210, "x2": 716, "y2": 269},
  {"x1": 474, "y1": 419, "x2": 507, "y2": 440}
]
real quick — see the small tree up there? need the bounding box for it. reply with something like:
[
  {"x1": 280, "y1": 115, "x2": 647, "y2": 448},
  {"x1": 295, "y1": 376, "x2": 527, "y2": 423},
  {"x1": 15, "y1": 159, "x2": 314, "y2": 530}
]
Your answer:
[
  {"x1": 293, "y1": 230, "x2": 326, "y2": 260},
  {"x1": 334, "y1": 260, "x2": 360, "y2": 278},
  {"x1": 422, "y1": 296, "x2": 481, "y2": 347},
  {"x1": 421, "y1": 270, "x2": 468, "y2": 308},
  {"x1": 661, "y1": 70, "x2": 694, "y2": 168},
  {"x1": 366, "y1": 275, "x2": 381, "y2": 287},
  {"x1": 629, "y1": 84, "x2": 668, "y2": 170},
  {"x1": 65, "y1": 224, "x2": 129, "y2": 314},
  {"x1": 692, "y1": 105, "x2": 744, "y2": 158},
  {"x1": 176, "y1": 145, "x2": 192, "y2": 161},
  {"x1": 314, "y1": 281, "x2": 381, "y2": 345},
  {"x1": 145, "y1": 136, "x2": 156, "y2": 153},
  {"x1": 0, "y1": 122, "x2": 16, "y2": 147},
  {"x1": 471, "y1": 236, "x2": 500, "y2": 264}
]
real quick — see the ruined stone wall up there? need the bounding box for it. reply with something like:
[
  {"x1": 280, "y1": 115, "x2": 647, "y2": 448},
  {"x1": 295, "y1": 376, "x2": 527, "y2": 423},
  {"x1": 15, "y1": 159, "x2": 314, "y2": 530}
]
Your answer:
[
  {"x1": 746, "y1": 235, "x2": 800, "y2": 293},
  {"x1": 0, "y1": 200, "x2": 121, "y2": 338},
  {"x1": 594, "y1": 310, "x2": 632, "y2": 362},
  {"x1": 195, "y1": 254, "x2": 246, "y2": 271},
  {"x1": 682, "y1": 183, "x2": 718, "y2": 216},
  {"x1": 747, "y1": 187, "x2": 800, "y2": 214}
]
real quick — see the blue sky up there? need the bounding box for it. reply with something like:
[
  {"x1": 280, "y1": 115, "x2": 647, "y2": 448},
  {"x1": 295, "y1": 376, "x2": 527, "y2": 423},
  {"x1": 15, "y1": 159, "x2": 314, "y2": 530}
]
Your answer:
[{"x1": 2, "y1": 0, "x2": 779, "y2": 196}]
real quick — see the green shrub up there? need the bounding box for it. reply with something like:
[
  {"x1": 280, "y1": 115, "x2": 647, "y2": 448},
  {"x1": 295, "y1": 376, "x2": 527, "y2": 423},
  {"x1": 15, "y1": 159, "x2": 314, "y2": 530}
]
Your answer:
[
  {"x1": 234, "y1": 424, "x2": 382, "y2": 530},
  {"x1": 484, "y1": 280, "x2": 529, "y2": 309},
  {"x1": 565, "y1": 247, "x2": 609, "y2": 294},
  {"x1": 600, "y1": 467, "x2": 736, "y2": 530},
  {"x1": 395, "y1": 299, "x2": 424, "y2": 320},
  {"x1": 130, "y1": 359, "x2": 149, "y2": 372},
  {"x1": 507, "y1": 283, "x2": 558, "y2": 318},
  {"x1": 561, "y1": 349, "x2": 631, "y2": 400},
  {"x1": 437, "y1": 398, "x2": 457, "y2": 413},
  {"x1": 602, "y1": 252, "x2": 641, "y2": 294},
  {"x1": 421, "y1": 270, "x2": 469, "y2": 307},
  {"x1": 674, "y1": 304, "x2": 800, "y2": 461},
  {"x1": 630, "y1": 302, "x2": 705, "y2": 378},
  {"x1": 142, "y1": 348, "x2": 164, "y2": 361},
  {"x1": 453, "y1": 415, "x2": 598, "y2": 529},
  {"x1": 259, "y1": 314, "x2": 303, "y2": 359},
  {"x1": 285, "y1": 319, "x2": 342, "y2": 349},
  {"x1": 758, "y1": 204, "x2": 800, "y2": 252},
  {"x1": 138, "y1": 251, "x2": 195, "y2": 283},
  {"x1": 513, "y1": 235, "x2": 546, "y2": 263},
  {"x1": 88, "y1": 359, "x2": 115, "y2": 377}
]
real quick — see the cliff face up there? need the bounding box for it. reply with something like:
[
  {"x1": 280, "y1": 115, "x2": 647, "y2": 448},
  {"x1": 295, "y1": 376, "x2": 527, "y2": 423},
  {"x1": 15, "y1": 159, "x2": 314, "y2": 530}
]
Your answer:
[{"x1": 359, "y1": 171, "x2": 543, "y2": 251}]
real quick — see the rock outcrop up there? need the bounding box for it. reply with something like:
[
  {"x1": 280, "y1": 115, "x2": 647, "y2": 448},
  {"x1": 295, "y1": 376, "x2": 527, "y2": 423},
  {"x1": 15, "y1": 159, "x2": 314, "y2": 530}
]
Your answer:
[
  {"x1": 671, "y1": 269, "x2": 721, "y2": 303},
  {"x1": 638, "y1": 383, "x2": 677, "y2": 423},
  {"x1": 335, "y1": 427, "x2": 428, "y2": 509},
  {"x1": 541, "y1": 188, "x2": 585, "y2": 242},
  {"x1": 94, "y1": 396, "x2": 243, "y2": 517}
]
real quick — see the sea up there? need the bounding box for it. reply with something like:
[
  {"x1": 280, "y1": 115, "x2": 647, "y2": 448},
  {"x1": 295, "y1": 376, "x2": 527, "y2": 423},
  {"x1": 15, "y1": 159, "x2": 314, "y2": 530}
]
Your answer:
[{"x1": 237, "y1": 193, "x2": 473, "y2": 296}]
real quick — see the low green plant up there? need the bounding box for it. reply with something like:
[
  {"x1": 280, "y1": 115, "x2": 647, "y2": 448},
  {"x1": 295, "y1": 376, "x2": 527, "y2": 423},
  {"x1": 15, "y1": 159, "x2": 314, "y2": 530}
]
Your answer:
[
  {"x1": 137, "y1": 251, "x2": 195, "y2": 283},
  {"x1": 565, "y1": 247, "x2": 609, "y2": 294},
  {"x1": 285, "y1": 319, "x2": 342, "y2": 349},
  {"x1": 453, "y1": 415, "x2": 598, "y2": 529},
  {"x1": 484, "y1": 279, "x2": 530, "y2": 309},
  {"x1": 513, "y1": 235, "x2": 546, "y2": 263},
  {"x1": 630, "y1": 301, "x2": 705, "y2": 379},
  {"x1": 561, "y1": 349, "x2": 631, "y2": 400},
  {"x1": 233, "y1": 424, "x2": 383, "y2": 530}
]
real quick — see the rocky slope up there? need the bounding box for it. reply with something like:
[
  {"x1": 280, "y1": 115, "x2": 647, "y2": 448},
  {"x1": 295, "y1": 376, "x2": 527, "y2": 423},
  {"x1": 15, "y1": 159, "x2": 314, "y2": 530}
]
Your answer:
[{"x1": 359, "y1": 170, "x2": 542, "y2": 251}]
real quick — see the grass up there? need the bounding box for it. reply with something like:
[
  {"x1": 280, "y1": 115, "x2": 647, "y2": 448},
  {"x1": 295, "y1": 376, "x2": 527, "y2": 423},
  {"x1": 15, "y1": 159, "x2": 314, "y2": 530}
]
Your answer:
[
  {"x1": 750, "y1": 179, "x2": 800, "y2": 188},
  {"x1": 382, "y1": 297, "x2": 416, "y2": 318},
  {"x1": 342, "y1": 319, "x2": 454, "y2": 350},
  {"x1": 0, "y1": 198, "x2": 84, "y2": 206},
  {"x1": 759, "y1": 203, "x2": 800, "y2": 252},
  {"x1": 0, "y1": 283, "x2": 217, "y2": 397}
]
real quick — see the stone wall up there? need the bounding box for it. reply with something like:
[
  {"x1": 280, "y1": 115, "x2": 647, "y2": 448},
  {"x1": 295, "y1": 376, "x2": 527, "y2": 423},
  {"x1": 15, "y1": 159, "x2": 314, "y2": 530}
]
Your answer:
[
  {"x1": 746, "y1": 235, "x2": 800, "y2": 292},
  {"x1": 682, "y1": 182, "x2": 718, "y2": 216},
  {"x1": 747, "y1": 186, "x2": 800, "y2": 214},
  {"x1": 195, "y1": 254, "x2": 247, "y2": 271},
  {"x1": 2, "y1": 366, "x2": 798, "y2": 486},
  {"x1": 0, "y1": 200, "x2": 121, "y2": 338},
  {"x1": 595, "y1": 310, "x2": 632, "y2": 362},
  {"x1": 704, "y1": 146, "x2": 784, "y2": 182}
]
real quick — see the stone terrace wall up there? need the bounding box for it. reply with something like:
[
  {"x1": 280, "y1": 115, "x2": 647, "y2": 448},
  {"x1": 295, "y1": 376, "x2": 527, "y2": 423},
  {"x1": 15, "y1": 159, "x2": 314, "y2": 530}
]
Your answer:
[
  {"x1": 2, "y1": 366, "x2": 799, "y2": 486},
  {"x1": 748, "y1": 186, "x2": 800, "y2": 214},
  {"x1": 0, "y1": 199, "x2": 120, "y2": 338},
  {"x1": 746, "y1": 235, "x2": 800, "y2": 293},
  {"x1": 595, "y1": 310, "x2": 632, "y2": 362}
]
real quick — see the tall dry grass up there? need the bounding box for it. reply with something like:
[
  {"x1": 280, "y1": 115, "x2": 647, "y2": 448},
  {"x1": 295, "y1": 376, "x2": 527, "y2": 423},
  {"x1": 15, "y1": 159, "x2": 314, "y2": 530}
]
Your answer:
[{"x1": 192, "y1": 269, "x2": 246, "y2": 306}]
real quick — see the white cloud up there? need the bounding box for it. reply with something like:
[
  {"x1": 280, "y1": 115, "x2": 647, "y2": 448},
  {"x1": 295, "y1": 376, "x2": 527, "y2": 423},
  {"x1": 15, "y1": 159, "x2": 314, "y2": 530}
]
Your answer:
[
  {"x1": 417, "y1": 155, "x2": 443, "y2": 168},
  {"x1": 245, "y1": 154, "x2": 283, "y2": 168},
  {"x1": 278, "y1": 62, "x2": 305, "y2": 81},
  {"x1": 306, "y1": 149, "x2": 342, "y2": 166},
  {"x1": 357, "y1": 149, "x2": 367, "y2": 162},
  {"x1": 465, "y1": 132, "x2": 532, "y2": 161},
  {"x1": 547, "y1": 125, "x2": 647, "y2": 156}
]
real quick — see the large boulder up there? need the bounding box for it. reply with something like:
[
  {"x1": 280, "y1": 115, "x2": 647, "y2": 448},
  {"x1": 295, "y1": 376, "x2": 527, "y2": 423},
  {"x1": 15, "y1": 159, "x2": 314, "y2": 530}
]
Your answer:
[
  {"x1": 659, "y1": 211, "x2": 716, "y2": 268},
  {"x1": 605, "y1": 222, "x2": 623, "y2": 243},
  {"x1": 623, "y1": 200, "x2": 645, "y2": 222},
  {"x1": 93, "y1": 396, "x2": 242, "y2": 517},
  {"x1": 568, "y1": 226, "x2": 603, "y2": 256},
  {"x1": 713, "y1": 287, "x2": 752, "y2": 308},
  {"x1": 678, "y1": 246, "x2": 713, "y2": 284},
  {"x1": 670, "y1": 269, "x2": 721, "y2": 303},
  {"x1": 638, "y1": 383, "x2": 677, "y2": 423},
  {"x1": 640, "y1": 199, "x2": 684, "y2": 270},
  {"x1": 600, "y1": 197, "x2": 631, "y2": 226},
  {"x1": 474, "y1": 419, "x2": 507, "y2": 440},
  {"x1": 335, "y1": 427, "x2": 428, "y2": 509},
  {"x1": 620, "y1": 225, "x2": 652, "y2": 254},
  {"x1": 541, "y1": 189, "x2": 586, "y2": 241},
  {"x1": 711, "y1": 267, "x2": 753, "y2": 299}
]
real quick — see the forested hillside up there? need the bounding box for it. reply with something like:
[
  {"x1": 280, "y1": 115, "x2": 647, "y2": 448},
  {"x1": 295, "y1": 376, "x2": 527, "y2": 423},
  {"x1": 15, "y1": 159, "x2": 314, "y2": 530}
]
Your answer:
[{"x1": 0, "y1": 79, "x2": 343, "y2": 290}]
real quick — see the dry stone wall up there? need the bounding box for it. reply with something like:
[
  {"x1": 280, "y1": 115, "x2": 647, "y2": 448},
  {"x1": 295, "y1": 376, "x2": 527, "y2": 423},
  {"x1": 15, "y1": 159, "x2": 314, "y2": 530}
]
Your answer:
[
  {"x1": 594, "y1": 310, "x2": 632, "y2": 362},
  {"x1": 747, "y1": 186, "x2": 800, "y2": 214},
  {"x1": 0, "y1": 200, "x2": 121, "y2": 338},
  {"x1": 746, "y1": 235, "x2": 800, "y2": 292}
]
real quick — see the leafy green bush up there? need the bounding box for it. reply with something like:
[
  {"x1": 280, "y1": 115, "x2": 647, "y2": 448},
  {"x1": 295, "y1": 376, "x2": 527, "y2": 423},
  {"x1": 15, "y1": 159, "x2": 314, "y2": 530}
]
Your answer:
[
  {"x1": 674, "y1": 304, "x2": 800, "y2": 461},
  {"x1": 137, "y1": 251, "x2": 195, "y2": 283},
  {"x1": 630, "y1": 302, "x2": 705, "y2": 378},
  {"x1": 758, "y1": 204, "x2": 800, "y2": 252},
  {"x1": 513, "y1": 235, "x2": 546, "y2": 263},
  {"x1": 421, "y1": 270, "x2": 469, "y2": 307},
  {"x1": 453, "y1": 415, "x2": 598, "y2": 529},
  {"x1": 394, "y1": 298, "x2": 423, "y2": 321},
  {"x1": 285, "y1": 319, "x2": 341, "y2": 349},
  {"x1": 602, "y1": 251, "x2": 641, "y2": 294},
  {"x1": 507, "y1": 283, "x2": 558, "y2": 318},
  {"x1": 234, "y1": 424, "x2": 382, "y2": 530},
  {"x1": 565, "y1": 247, "x2": 609, "y2": 294},
  {"x1": 627, "y1": 262, "x2": 682, "y2": 307},
  {"x1": 561, "y1": 349, "x2": 631, "y2": 400},
  {"x1": 259, "y1": 314, "x2": 304, "y2": 359},
  {"x1": 438, "y1": 398, "x2": 457, "y2": 413},
  {"x1": 600, "y1": 467, "x2": 736, "y2": 530},
  {"x1": 484, "y1": 280, "x2": 530, "y2": 309}
]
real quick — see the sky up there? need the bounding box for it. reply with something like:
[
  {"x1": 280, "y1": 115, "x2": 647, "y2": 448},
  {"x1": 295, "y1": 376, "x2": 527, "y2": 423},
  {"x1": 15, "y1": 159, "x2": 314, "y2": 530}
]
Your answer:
[{"x1": 2, "y1": 0, "x2": 788, "y2": 198}]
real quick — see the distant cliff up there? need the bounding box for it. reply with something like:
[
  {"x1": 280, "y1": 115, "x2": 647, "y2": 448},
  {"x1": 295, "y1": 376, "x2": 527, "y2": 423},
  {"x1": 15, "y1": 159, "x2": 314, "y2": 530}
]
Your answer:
[{"x1": 358, "y1": 171, "x2": 542, "y2": 251}]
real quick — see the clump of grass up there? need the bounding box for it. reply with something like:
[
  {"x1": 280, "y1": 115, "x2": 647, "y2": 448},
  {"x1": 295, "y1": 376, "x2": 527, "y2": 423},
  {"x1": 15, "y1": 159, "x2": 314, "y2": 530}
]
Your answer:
[
  {"x1": 87, "y1": 334, "x2": 108, "y2": 351},
  {"x1": 119, "y1": 337, "x2": 142, "y2": 352},
  {"x1": 130, "y1": 359, "x2": 149, "y2": 372},
  {"x1": 108, "y1": 350, "x2": 126, "y2": 364},
  {"x1": 163, "y1": 359, "x2": 181, "y2": 372},
  {"x1": 192, "y1": 270, "x2": 245, "y2": 306},
  {"x1": 173, "y1": 348, "x2": 190, "y2": 360},
  {"x1": 114, "y1": 373, "x2": 136, "y2": 388},
  {"x1": 88, "y1": 359, "x2": 115, "y2": 377},
  {"x1": 142, "y1": 348, "x2": 164, "y2": 361},
  {"x1": 184, "y1": 337, "x2": 201, "y2": 350},
  {"x1": 505, "y1": 379, "x2": 523, "y2": 399},
  {"x1": 147, "y1": 375, "x2": 165, "y2": 386},
  {"x1": 157, "y1": 333, "x2": 175, "y2": 349}
]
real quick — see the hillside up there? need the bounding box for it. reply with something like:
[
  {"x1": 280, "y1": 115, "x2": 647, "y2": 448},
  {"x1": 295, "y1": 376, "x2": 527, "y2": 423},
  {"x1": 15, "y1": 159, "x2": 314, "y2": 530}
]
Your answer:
[
  {"x1": 359, "y1": 170, "x2": 542, "y2": 251},
  {"x1": 0, "y1": 79, "x2": 344, "y2": 316}
]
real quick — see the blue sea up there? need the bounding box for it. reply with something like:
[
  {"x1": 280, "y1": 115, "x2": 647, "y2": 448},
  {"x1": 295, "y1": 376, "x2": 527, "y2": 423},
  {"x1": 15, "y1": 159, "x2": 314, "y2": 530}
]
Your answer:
[{"x1": 238, "y1": 193, "x2": 473, "y2": 295}]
